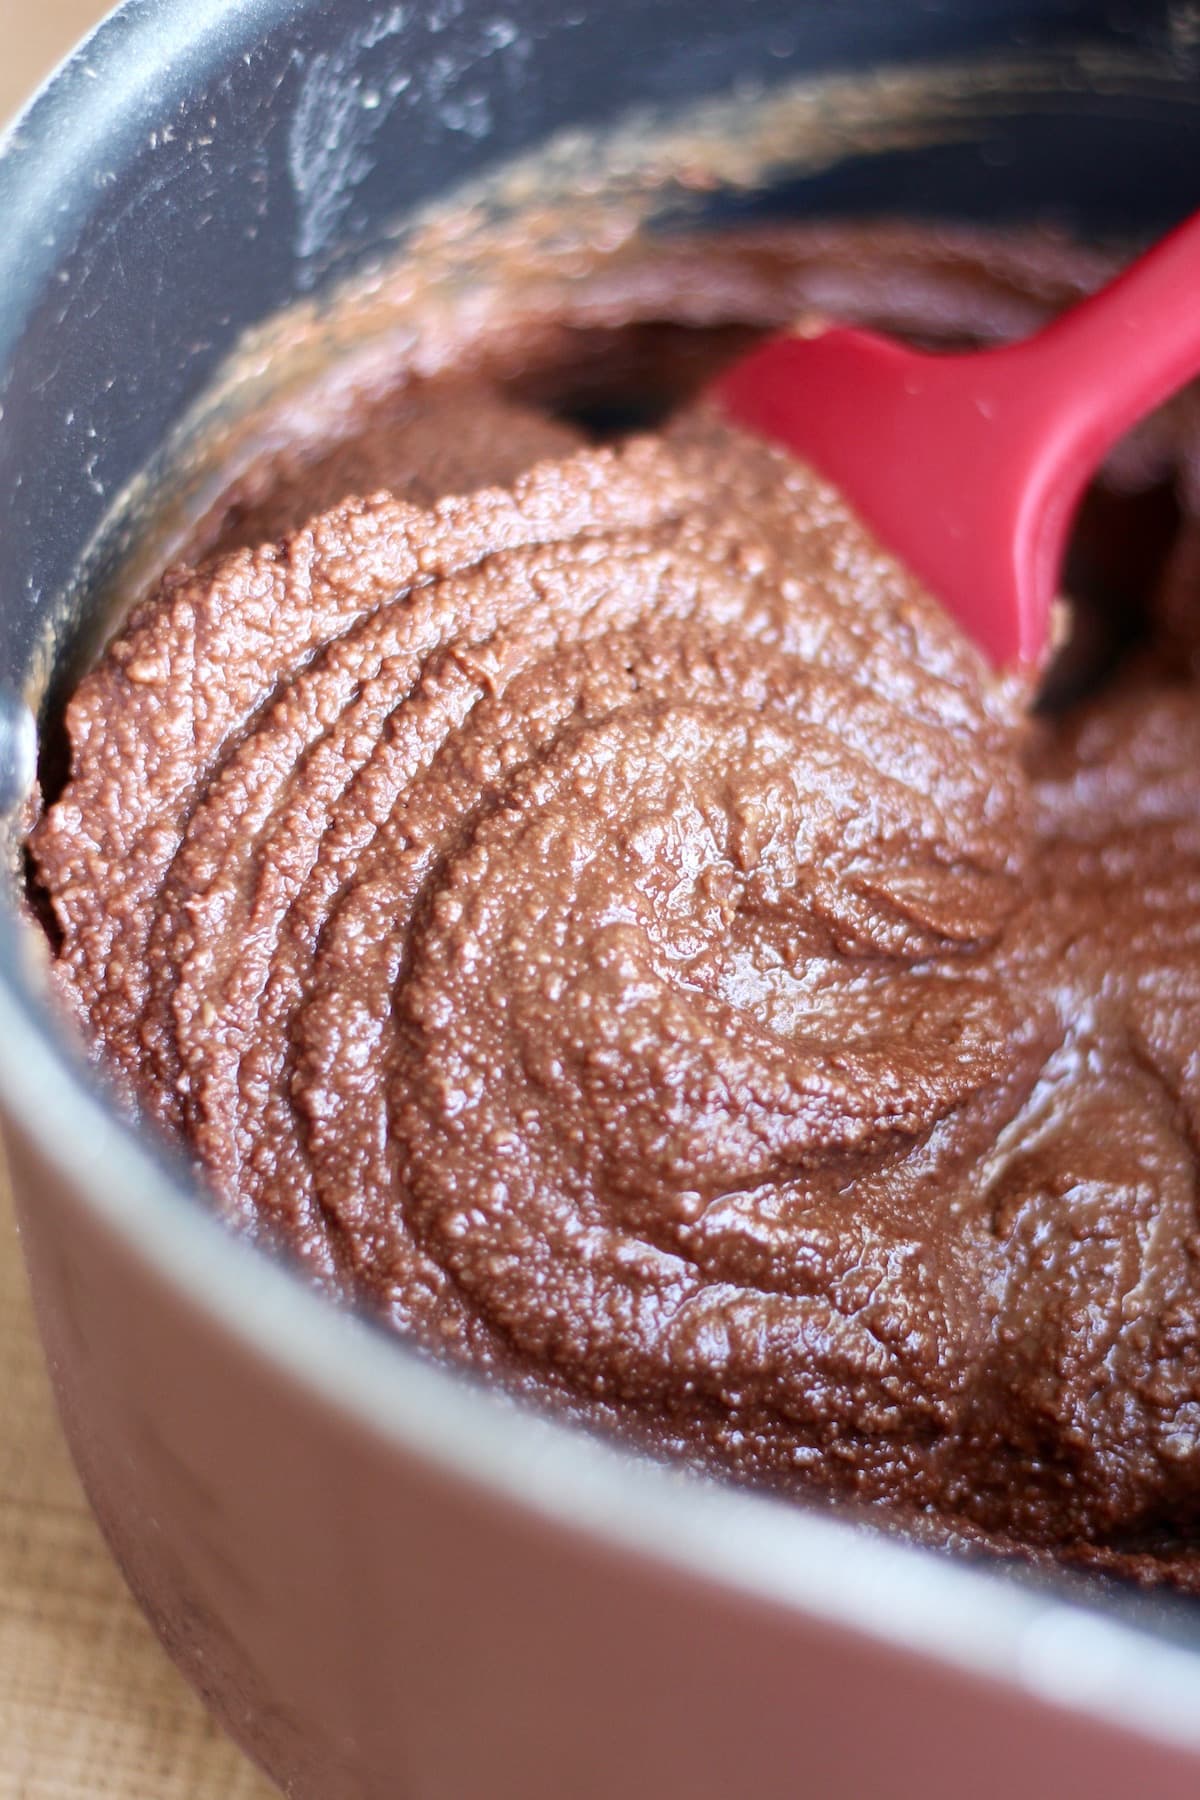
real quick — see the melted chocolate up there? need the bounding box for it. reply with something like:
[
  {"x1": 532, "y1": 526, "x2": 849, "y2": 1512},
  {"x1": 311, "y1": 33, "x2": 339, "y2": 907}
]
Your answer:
[{"x1": 30, "y1": 224, "x2": 1200, "y2": 1590}]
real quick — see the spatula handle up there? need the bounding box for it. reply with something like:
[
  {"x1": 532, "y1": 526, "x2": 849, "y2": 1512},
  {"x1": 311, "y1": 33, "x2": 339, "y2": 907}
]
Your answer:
[{"x1": 1017, "y1": 210, "x2": 1200, "y2": 474}]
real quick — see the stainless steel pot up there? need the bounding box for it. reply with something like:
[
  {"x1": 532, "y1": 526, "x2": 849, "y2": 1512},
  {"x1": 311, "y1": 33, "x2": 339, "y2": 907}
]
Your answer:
[{"x1": 4, "y1": 3, "x2": 1200, "y2": 1794}]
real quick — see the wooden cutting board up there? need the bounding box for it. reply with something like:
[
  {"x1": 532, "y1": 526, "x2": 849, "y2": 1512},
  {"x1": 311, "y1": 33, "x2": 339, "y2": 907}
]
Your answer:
[{"x1": 1, "y1": 4, "x2": 275, "y2": 1792}]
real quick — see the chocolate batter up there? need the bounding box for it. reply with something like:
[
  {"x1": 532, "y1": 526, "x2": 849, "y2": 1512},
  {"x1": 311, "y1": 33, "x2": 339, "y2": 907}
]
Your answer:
[{"x1": 29, "y1": 224, "x2": 1200, "y2": 1590}]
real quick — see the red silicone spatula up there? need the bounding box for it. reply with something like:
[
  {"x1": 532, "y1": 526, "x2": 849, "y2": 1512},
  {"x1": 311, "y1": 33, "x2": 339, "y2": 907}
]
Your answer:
[{"x1": 712, "y1": 211, "x2": 1200, "y2": 669}]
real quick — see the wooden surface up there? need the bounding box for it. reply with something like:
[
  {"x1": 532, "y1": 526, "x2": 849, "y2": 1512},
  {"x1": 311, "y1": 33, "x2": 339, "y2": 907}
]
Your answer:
[
  {"x1": 1, "y1": 3, "x2": 276, "y2": 1793},
  {"x1": 0, "y1": 0, "x2": 104, "y2": 122}
]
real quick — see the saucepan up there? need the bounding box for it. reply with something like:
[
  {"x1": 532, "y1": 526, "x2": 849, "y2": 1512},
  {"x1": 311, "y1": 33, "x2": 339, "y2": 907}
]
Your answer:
[{"x1": 4, "y1": 1, "x2": 1200, "y2": 1794}]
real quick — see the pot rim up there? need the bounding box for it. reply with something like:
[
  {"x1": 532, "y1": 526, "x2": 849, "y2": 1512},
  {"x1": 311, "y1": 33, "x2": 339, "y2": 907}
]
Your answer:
[{"x1": 4, "y1": 0, "x2": 1200, "y2": 1762}]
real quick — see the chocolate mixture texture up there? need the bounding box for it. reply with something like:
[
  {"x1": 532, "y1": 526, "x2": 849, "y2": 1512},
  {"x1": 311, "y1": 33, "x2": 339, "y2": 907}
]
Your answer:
[{"x1": 30, "y1": 224, "x2": 1200, "y2": 1590}]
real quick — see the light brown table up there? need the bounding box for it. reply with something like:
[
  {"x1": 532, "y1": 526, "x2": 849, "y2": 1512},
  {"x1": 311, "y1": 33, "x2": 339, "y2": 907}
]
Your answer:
[
  {"x1": 1, "y1": 3, "x2": 275, "y2": 1792},
  {"x1": 0, "y1": 0, "x2": 103, "y2": 122}
]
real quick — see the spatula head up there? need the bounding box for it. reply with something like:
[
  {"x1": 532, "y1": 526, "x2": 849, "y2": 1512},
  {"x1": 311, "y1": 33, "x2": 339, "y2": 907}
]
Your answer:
[{"x1": 712, "y1": 328, "x2": 1059, "y2": 670}]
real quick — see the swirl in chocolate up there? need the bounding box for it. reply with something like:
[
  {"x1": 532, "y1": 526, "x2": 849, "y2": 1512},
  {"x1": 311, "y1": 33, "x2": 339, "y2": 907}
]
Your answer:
[{"x1": 31, "y1": 225, "x2": 1200, "y2": 1589}]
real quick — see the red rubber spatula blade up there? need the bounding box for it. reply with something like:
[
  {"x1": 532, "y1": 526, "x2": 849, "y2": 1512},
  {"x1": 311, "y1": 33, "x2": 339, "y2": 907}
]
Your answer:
[{"x1": 712, "y1": 211, "x2": 1200, "y2": 670}]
